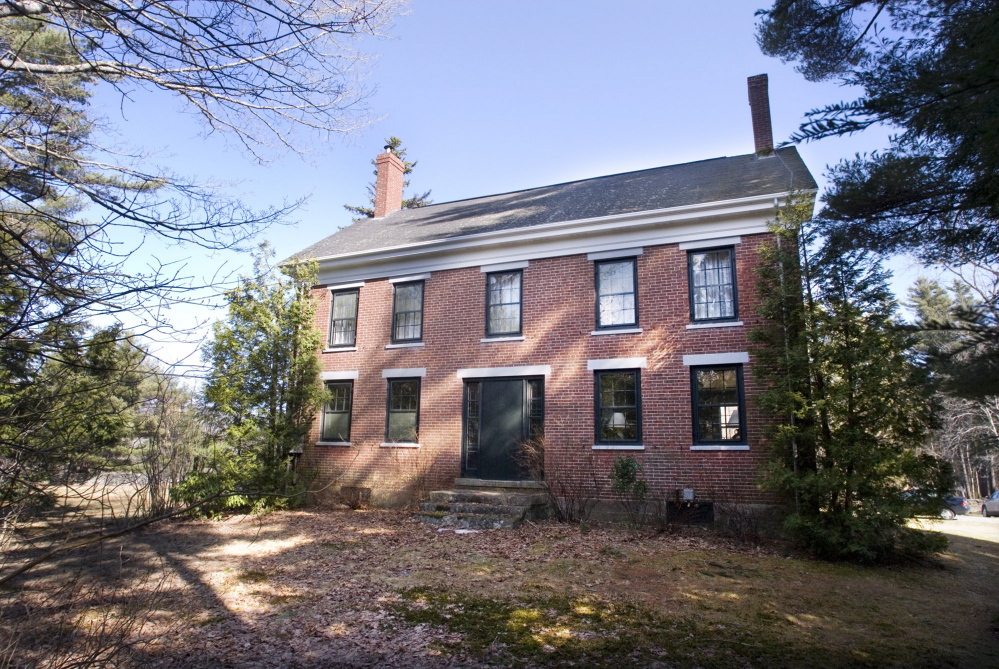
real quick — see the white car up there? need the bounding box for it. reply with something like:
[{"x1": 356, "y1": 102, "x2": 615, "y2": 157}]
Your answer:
[{"x1": 982, "y1": 491, "x2": 999, "y2": 517}]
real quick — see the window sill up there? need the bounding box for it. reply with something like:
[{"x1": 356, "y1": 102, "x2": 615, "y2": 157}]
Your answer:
[
  {"x1": 590, "y1": 328, "x2": 643, "y2": 336},
  {"x1": 690, "y1": 444, "x2": 749, "y2": 451},
  {"x1": 385, "y1": 342, "x2": 425, "y2": 349},
  {"x1": 480, "y1": 336, "x2": 525, "y2": 343},
  {"x1": 323, "y1": 346, "x2": 358, "y2": 353},
  {"x1": 592, "y1": 444, "x2": 645, "y2": 450},
  {"x1": 316, "y1": 441, "x2": 352, "y2": 447},
  {"x1": 380, "y1": 442, "x2": 421, "y2": 448},
  {"x1": 685, "y1": 321, "x2": 743, "y2": 330}
]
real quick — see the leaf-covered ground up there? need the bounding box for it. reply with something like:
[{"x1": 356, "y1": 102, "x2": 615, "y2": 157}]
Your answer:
[{"x1": 7, "y1": 510, "x2": 999, "y2": 668}]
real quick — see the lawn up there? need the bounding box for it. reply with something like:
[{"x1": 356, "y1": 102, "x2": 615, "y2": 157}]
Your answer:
[{"x1": 4, "y1": 509, "x2": 999, "y2": 667}]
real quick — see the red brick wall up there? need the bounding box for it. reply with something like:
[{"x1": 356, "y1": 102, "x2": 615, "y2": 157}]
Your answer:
[{"x1": 303, "y1": 234, "x2": 775, "y2": 506}]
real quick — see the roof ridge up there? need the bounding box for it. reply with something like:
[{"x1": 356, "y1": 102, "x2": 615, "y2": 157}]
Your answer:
[{"x1": 383, "y1": 151, "x2": 776, "y2": 215}]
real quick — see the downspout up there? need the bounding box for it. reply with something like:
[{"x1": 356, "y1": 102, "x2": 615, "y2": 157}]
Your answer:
[{"x1": 776, "y1": 197, "x2": 800, "y2": 515}]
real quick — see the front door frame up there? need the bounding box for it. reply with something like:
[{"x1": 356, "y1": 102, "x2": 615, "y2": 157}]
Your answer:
[{"x1": 460, "y1": 375, "x2": 544, "y2": 481}]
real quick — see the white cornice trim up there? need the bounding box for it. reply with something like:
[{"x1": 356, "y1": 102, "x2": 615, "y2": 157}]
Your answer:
[
  {"x1": 312, "y1": 192, "x2": 792, "y2": 265},
  {"x1": 457, "y1": 365, "x2": 551, "y2": 379},
  {"x1": 682, "y1": 352, "x2": 749, "y2": 366},
  {"x1": 321, "y1": 370, "x2": 359, "y2": 380},
  {"x1": 678, "y1": 236, "x2": 741, "y2": 250},
  {"x1": 587, "y1": 357, "x2": 647, "y2": 370},
  {"x1": 382, "y1": 367, "x2": 426, "y2": 378},
  {"x1": 311, "y1": 192, "x2": 806, "y2": 284}
]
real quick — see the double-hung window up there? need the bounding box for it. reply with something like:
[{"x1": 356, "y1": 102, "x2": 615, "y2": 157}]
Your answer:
[
  {"x1": 688, "y1": 247, "x2": 737, "y2": 322},
  {"x1": 594, "y1": 370, "x2": 642, "y2": 445},
  {"x1": 691, "y1": 365, "x2": 746, "y2": 445},
  {"x1": 595, "y1": 258, "x2": 638, "y2": 329},
  {"x1": 485, "y1": 270, "x2": 522, "y2": 336},
  {"x1": 386, "y1": 378, "x2": 420, "y2": 443},
  {"x1": 321, "y1": 381, "x2": 353, "y2": 443},
  {"x1": 328, "y1": 289, "x2": 359, "y2": 348},
  {"x1": 392, "y1": 281, "x2": 424, "y2": 343}
]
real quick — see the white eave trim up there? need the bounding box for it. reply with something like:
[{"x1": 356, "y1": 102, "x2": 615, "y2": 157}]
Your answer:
[
  {"x1": 310, "y1": 191, "x2": 798, "y2": 266},
  {"x1": 678, "y1": 236, "x2": 741, "y2": 250},
  {"x1": 457, "y1": 365, "x2": 552, "y2": 379},
  {"x1": 587, "y1": 357, "x2": 647, "y2": 370},
  {"x1": 382, "y1": 367, "x2": 426, "y2": 378},
  {"x1": 682, "y1": 352, "x2": 749, "y2": 366},
  {"x1": 320, "y1": 370, "x2": 359, "y2": 380}
]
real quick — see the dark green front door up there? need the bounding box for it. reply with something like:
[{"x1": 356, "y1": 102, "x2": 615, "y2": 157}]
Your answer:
[
  {"x1": 463, "y1": 377, "x2": 543, "y2": 481},
  {"x1": 479, "y1": 379, "x2": 525, "y2": 480}
]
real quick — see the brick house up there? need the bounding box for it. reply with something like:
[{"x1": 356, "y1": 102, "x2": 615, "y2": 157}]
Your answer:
[{"x1": 291, "y1": 75, "x2": 816, "y2": 507}]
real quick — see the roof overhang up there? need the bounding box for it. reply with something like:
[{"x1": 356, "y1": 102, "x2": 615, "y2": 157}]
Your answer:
[{"x1": 307, "y1": 191, "x2": 813, "y2": 285}]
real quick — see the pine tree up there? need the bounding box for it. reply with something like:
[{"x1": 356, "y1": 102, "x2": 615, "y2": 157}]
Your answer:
[
  {"x1": 752, "y1": 198, "x2": 952, "y2": 562},
  {"x1": 344, "y1": 137, "x2": 433, "y2": 219},
  {"x1": 181, "y1": 245, "x2": 325, "y2": 512}
]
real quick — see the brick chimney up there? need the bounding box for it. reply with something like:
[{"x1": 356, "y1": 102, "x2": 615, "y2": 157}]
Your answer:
[
  {"x1": 373, "y1": 145, "x2": 405, "y2": 217},
  {"x1": 747, "y1": 74, "x2": 774, "y2": 156}
]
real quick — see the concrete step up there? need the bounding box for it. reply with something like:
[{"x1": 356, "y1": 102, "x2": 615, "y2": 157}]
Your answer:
[
  {"x1": 419, "y1": 500, "x2": 529, "y2": 516},
  {"x1": 428, "y1": 488, "x2": 546, "y2": 507},
  {"x1": 414, "y1": 512, "x2": 522, "y2": 530}
]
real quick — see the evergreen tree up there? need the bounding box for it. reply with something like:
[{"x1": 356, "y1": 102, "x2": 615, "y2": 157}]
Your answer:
[
  {"x1": 180, "y1": 245, "x2": 325, "y2": 512},
  {"x1": 344, "y1": 137, "x2": 433, "y2": 219},
  {"x1": 757, "y1": 1, "x2": 999, "y2": 267},
  {"x1": 753, "y1": 198, "x2": 951, "y2": 562}
]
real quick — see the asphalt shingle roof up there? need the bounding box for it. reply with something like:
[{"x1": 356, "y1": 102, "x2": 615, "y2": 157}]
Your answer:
[{"x1": 293, "y1": 147, "x2": 815, "y2": 260}]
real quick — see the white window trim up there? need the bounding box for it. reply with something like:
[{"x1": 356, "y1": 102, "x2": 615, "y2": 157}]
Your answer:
[
  {"x1": 389, "y1": 273, "x2": 431, "y2": 283},
  {"x1": 380, "y1": 442, "x2": 421, "y2": 448},
  {"x1": 316, "y1": 441, "x2": 352, "y2": 447},
  {"x1": 587, "y1": 247, "x2": 643, "y2": 261},
  {"x1": 457, "y1": 365, "x2": 551, "y2": 379},
  {"x1": 320, "y1": 370, "x2": 359, "y2": 381},
  {"x1": 685, "y1": 321, "x2": 743, "y2": 330},
  {"x1": 592, "y1": 444, "x2": 645, "y2": 451},
  {"x1": 587, "y1": 357, "x2": 647, "y2": 371},
  {"x1": 590, "y1": 328, "x2": 643, "y2": 336},
  {"x1": 480, "y1": 260, "x2": 528, "y2": 273},
  {"x1": 385, "y1": 342, "x2": 425, "y2": 349},
  {"x1": 682, "y1": 352, "x2": 749, "y2": 366},
  {"x1": 678, "y1": 236, "x2": 741, "y2": 250},
  {"x1": 323, "y1": 346, "x2": 358, "y2": 353},
  {"x1": 690, "y1": 445, "x2": 750, "y2": 451},
  {"x1": 326, "y1": 281, "x2": 365, "y2": 291},
  {"x1": 480, "y1": 336, "x2": 526, "y2": 343},
  {"x1": 382, "y1": 367, "x2": 426, "y2": 378}
]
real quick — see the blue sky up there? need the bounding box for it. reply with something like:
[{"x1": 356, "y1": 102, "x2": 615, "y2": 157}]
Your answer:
[{"x1": 90, "y1": 1, "x2": 923, "y2": 366}]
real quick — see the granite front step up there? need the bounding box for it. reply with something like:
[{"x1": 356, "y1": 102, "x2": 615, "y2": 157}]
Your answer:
[
  {"x1": 414, "y1": 512, "x2": 521, "y2": 530},
  {"x1": 428, "y1": 489, "x2": 546, "y2": 507},
  {"x1": 419, "y1": 501, "x2": 529, "y2": 516}
]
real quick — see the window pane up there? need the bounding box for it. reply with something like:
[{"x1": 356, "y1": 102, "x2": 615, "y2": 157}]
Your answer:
[
  {"x1": 322, "y1": 382, "x2": 352, "y2": 442},
  {"x1": 330, "y1": 291, "x2": 358, "y2": 346},
  {"x1": 596, "y1": 372, "x2": 639, "y2": 443},
  {"x1": 388, "y1": 412, "x2": 418, "y2": 442},
  {"x1": 487, "y1": 272, "x2": 521, "y2": 335},
  {"x1": 690, "y1": 249, "x2": 735, "y2": 320},
  {"x1": 597, "y1": 260, "x2": 637, "y2": 327},
  {"x1": 322, "y1": 412, "x2": 350, "y2": 442},
  {"x1": 694, "y1": 367, "x2": 742, "y2": 443},
  {"x1": 393, "y1": 282, "x2": 424, "y2": 341}
]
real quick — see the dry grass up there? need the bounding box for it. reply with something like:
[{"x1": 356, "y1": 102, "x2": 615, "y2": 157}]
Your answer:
[{"x1": 3, "y1": 510, "x2": 999, "y2": 667}]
